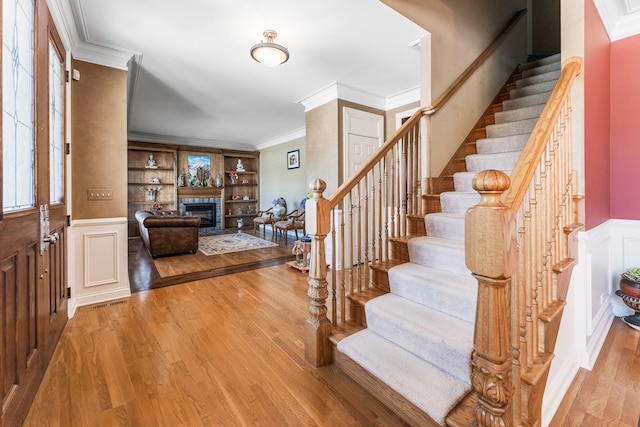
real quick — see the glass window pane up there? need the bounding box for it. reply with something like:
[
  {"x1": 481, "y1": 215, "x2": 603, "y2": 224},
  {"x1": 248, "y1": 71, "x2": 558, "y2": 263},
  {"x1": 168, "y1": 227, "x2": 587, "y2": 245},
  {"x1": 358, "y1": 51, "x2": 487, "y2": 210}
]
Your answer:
[
  {"x1": 49, "y1": 40, "x2": 63, "y2": 204},
  {"x1": 2, "y1": 0, "x2": 35, "y2": 212}
]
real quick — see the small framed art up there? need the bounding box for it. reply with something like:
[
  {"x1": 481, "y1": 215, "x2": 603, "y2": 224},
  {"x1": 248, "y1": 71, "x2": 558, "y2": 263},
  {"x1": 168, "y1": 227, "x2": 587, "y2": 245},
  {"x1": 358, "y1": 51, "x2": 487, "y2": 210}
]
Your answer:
[{"x1": 287, "y1": 149, "x2": 300, "y2": 170}]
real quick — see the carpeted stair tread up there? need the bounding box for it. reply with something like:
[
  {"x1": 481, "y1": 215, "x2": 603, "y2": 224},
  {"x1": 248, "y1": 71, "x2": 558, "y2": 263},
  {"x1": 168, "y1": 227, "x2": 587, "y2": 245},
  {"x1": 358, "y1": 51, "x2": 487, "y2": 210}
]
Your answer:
[
  {"x1": 407, "y1": 236, "x2": 470, "y2": 275},
  {"x1": 509, "y1": 79, "x2": 557, "y2": 98},
  {"x1": 515, "y1": 69, "x2": 561, "y2": 88},
  {"x1": 465, "y1": 150, "x2": 520, "y2": 172},
  {"x1": 475, "y1": 134, "x2": 529, "y2": 154},
  {"x1": 519, "y1": 53, "x2": 561, "y2": 71},
  {"x1": 520, "y1": 61, "x2": 560, "y2": 77},
  {"x1": 502, "y1": 91, "x2": 551, "y2": 110},
  {"x1": 485, "y1": 117, "x2": 537, "y2": 138},
  {"x1": 388, "y1": 262, "x2": 477, "y2": 323},
  {"x1": 439, "y1": 191, "x2": 480, "y2": 214},
  {"x1": 425, "y1": 212, "x2": 465, "y2": 241},
  {"x1": 494, "y1": 104, "x2": 545, "y2": 124},
  {"x1": 364, "y1": 294, "x2": 474, "y2": 382},
  {"x1": 337, "y1": 329, "x2": 470, "y2": 426}
]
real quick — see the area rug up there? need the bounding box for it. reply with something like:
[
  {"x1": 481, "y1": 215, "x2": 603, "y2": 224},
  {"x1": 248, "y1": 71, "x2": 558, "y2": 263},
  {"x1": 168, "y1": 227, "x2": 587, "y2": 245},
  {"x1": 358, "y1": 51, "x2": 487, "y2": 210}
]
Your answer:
[{"x1": 198, "y1": 233, "x2": 278, "y2": 256}]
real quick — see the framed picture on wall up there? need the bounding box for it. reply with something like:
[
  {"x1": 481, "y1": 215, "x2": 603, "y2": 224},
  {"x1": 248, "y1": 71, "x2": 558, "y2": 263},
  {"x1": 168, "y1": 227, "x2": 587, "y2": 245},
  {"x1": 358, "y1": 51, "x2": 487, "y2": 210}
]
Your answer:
[
  {"x1": 287, "y1": 149, "x2": 300, "y2": 170},
  {"x1": 187, "y1": 154, "x2": 210, "y2": 186}
]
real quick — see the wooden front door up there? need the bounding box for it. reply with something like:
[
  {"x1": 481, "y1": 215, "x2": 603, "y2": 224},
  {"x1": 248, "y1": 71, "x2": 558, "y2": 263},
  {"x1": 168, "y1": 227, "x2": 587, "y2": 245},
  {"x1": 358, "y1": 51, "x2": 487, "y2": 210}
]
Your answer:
[{"x1": 0, "y1": 1, "x2": 68, "y2": 425}]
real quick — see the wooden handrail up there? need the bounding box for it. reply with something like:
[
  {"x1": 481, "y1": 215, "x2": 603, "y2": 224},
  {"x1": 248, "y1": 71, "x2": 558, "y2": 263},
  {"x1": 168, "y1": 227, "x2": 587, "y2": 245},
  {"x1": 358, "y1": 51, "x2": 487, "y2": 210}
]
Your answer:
[
  {"x1": 502, "y1": 56, "x2": 583, "y2": 209},
  {"x1": 422, "y1": 9, "x2": 527, "y2": 116}
]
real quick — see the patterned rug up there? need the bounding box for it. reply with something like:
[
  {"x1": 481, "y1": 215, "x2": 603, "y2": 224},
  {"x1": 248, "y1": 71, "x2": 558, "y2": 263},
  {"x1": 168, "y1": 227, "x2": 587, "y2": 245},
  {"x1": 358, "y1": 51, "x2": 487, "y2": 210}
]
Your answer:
[{"x1": 198, "y1": 232, "x2": 278, "y2": 256}]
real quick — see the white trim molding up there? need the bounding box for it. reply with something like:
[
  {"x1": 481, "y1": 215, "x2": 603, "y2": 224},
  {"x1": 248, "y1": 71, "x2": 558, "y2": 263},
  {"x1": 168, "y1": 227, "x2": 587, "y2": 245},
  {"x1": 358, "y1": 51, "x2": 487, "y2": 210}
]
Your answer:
[{"x1": 593, "y1": 0, "x2": 640, "y2": 41}]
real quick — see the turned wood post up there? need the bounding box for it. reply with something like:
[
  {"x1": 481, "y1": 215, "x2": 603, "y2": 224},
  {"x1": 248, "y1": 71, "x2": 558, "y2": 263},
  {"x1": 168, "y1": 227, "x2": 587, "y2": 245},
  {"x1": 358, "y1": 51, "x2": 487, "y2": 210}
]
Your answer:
[
  {"x1": 304, "y1": 179, "x2": 332, "y2": 367},
  {"x1": 465, "y1": 170, "x2": 517, "y2": 427}
]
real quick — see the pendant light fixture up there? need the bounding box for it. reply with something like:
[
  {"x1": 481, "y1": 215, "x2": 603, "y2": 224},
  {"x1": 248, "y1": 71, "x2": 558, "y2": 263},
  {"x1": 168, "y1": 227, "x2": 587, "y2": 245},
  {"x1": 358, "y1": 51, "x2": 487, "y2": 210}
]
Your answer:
[{"x1": 250, "y1": 30, "x2": 289, "y2": 67}]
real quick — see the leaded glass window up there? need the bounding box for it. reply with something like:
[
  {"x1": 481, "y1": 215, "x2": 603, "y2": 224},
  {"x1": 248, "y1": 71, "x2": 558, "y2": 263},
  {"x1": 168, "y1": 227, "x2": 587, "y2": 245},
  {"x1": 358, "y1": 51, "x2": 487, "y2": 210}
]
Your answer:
[
  {"x1": 49, "y1": 40, "x2": 64, "y2": 204},
  {"x1": 2, "y1": 0, "x2": 35, "y2": 212}
]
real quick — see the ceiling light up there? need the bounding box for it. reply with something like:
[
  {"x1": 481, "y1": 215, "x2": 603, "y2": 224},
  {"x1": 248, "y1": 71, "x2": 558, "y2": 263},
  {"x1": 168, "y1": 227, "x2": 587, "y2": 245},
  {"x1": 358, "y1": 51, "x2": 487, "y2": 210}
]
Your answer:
[{"x1": 250, "y1": 30, "x2": 289, "y2": 67}]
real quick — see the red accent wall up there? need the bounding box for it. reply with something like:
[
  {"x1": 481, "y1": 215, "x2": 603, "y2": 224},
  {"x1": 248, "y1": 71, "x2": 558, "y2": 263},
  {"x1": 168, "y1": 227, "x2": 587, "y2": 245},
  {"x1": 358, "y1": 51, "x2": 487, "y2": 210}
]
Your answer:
[
  {"x1": 610, "y1": 34, "x2": 640, "y2": 220},
  {"x1": 584, "y1": 0, "x2": 611, "y2": 230}
]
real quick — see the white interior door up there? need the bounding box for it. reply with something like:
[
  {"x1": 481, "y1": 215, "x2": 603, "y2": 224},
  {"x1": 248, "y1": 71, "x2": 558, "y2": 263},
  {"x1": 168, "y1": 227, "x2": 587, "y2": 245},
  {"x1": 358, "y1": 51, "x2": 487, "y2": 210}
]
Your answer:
[{"x1": 341, "y1": 107, "x2": 384, "y2": 267}]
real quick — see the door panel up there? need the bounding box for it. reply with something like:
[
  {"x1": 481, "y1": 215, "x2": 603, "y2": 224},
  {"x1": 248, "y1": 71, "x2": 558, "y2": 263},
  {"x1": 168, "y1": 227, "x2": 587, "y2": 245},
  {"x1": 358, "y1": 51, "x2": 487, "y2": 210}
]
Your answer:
[{"x1": 0, "y1": 1, "x2": 67, "y2": 425}]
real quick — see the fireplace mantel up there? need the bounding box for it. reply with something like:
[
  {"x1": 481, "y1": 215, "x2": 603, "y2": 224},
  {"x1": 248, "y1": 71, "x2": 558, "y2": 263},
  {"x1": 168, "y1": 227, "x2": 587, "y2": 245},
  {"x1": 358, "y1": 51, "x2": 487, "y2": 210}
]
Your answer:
[{"x1": 177, "y1": 187, "x2": 223, "y2": 198}]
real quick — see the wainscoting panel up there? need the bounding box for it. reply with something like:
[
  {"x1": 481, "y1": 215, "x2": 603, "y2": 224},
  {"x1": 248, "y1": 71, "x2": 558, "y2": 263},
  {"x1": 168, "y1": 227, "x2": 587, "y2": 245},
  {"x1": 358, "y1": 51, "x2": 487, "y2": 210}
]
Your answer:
[
  {"x1": 84, "y1": 232, "x2": 118, "y2": 287},
  {"x1": 69, "y1": 217, "x2": 131, "y2": 314}
]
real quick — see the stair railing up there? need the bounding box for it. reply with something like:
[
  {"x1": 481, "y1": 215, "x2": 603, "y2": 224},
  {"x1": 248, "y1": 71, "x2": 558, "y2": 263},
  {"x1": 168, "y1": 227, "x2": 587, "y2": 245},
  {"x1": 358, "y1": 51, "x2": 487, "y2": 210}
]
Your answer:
[
  {"x1": 304, "y1": 8, "x2": 529, "y2": 369},
  {"x1": 465, "y1": 56, "x2": 583, "y2": 426}
]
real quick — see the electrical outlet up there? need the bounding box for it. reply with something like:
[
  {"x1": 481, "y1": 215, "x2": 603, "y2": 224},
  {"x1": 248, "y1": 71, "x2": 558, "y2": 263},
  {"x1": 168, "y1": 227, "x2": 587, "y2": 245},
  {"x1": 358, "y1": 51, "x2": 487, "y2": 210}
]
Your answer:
[{"x1": 87, "y1": 189, "x2": 113, "y2": 200}]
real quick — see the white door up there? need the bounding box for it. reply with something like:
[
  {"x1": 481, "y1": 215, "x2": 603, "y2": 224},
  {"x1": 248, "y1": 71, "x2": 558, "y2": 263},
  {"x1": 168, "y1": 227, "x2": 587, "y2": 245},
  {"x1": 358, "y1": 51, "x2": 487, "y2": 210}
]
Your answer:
[{"x1": 341, "y1": 108, "x2": 384, "y2": 268}]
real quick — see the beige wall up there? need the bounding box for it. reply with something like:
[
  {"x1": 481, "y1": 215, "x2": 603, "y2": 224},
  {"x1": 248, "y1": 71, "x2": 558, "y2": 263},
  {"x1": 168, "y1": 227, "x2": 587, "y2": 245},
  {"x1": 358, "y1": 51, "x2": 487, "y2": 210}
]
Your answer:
[
  {"x1": 71, "y1": 60, "x2": 128, "y2": 219},
  {"x1": 306, "y1": 101, "x2": 339, "y2": 194},
  {"x1": 260, "y1": 137, "x2": 307, "y2": 212},
  {"x1": 382, "y1": 0, "x2": 528, "y2": 175}
]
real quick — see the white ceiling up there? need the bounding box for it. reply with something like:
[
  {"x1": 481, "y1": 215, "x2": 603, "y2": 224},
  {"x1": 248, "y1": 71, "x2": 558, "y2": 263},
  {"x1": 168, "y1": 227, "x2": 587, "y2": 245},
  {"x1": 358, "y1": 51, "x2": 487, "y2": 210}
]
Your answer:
[{"x1": 52, "y1": 0, "x2": 426, "y2": 151}]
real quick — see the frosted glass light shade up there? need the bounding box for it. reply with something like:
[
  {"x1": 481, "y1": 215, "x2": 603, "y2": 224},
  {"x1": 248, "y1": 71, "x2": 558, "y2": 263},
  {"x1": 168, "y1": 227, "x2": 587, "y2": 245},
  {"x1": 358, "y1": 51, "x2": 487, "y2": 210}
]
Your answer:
[{"x1": 250, "y1": 30, "x2": 289, "y2": 67}]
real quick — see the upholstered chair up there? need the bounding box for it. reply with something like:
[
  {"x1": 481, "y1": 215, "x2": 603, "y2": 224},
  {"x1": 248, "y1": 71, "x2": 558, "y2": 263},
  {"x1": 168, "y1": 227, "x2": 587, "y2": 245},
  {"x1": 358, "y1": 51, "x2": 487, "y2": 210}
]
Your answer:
[{"x1": 253, "y1": 207, "x2": 275, "y2": 237}]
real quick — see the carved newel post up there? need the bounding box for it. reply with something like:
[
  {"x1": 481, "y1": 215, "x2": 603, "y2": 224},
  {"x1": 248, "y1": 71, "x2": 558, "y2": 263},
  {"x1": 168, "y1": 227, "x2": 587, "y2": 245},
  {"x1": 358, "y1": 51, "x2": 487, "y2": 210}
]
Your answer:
[
  {"x1": 304, "y1": 179, "x2": 332, "y2": 367},
  {"x1": 465, "y1": 170, "x2": 517, "y2": 427}
]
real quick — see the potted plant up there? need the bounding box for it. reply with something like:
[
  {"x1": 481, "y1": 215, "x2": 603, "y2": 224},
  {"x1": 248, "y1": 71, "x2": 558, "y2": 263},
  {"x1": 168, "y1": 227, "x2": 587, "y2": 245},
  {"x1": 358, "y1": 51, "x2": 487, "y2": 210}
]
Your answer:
[{"x1": 620, "y1": 267, "x2": 640, "y2": 298}]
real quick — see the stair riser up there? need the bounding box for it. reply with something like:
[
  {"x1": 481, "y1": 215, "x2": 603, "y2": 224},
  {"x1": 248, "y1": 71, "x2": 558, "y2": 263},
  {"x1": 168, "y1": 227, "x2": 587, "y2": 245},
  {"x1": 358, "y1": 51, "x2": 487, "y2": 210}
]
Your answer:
[
  {"x1": 509, "y1": 80, "x2": 557, "y2": 98},
  {"x1": 408, "y1": 239, "x2": 470, "y2": 276},
  {"x1": 476, "y1": 134, "x2": 529, "y2": 155},
  {"x1": 502, "y1": 91, "x2": 551, "y2": 110},
  {"x1": 439, "y1": 192, "x2": 480, "y2": 214},
  {"x1": 485, "y1": 118, "x2": 537, "y2": 138},
  {"x1": 388, "y1": 264, "x2": 477, "y2": 323},
  {"x1": 520, "y1": 61, "x2": 560, "y2": 77},
  {"x1": 425, "y1": 214, "x2": 465, "y2": 241},
  {"x1": 465, "y1": 152, "x2": 519, "y2": 172},
  {"x1": 494, "y1": 104, "x2": 544, "y2": 124}
]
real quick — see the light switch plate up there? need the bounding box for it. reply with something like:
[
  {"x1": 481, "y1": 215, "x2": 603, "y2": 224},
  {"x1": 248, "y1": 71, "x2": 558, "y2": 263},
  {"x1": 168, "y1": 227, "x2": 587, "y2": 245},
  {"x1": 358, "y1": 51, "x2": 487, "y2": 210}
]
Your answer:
[{"x1": 87, "y1": 189, "x2": 113, "y2": 200}]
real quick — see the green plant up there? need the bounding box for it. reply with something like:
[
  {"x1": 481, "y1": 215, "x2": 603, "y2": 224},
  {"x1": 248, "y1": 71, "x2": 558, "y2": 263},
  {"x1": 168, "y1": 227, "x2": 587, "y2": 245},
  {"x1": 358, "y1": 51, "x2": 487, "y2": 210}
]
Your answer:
[{"x1": 622, "y1": 267, "x2": 640, "y2": 282}]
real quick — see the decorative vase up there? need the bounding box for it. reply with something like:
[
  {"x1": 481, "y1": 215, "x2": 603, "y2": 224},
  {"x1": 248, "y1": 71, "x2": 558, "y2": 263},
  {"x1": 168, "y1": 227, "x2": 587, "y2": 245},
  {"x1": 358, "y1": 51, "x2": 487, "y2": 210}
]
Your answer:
[
  {"x1": 273, "y1": 203, "x2": 286, "y2": 219},
  {"x1": 615, "y1": 289, "x2": 640, "y2": 331},
  {"x1": 216, "y1": 174, "x2": 223, "y2": 187}
]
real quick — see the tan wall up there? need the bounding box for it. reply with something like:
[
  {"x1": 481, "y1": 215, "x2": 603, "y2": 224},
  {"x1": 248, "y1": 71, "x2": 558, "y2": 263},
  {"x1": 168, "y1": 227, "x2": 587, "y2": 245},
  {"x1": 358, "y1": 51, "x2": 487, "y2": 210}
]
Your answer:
[
  {"x1": 260, "y1": 137, "x2": 307, "y2": 212},
  {"x1": 382, "y1": 0, "x2": 528, "y2": 175},
  {"x1": 71, "y1": 60, "x2": 128, "y2": 219},
  {"x1": 306, "y1": 101, "x2": 339, "y2": 194},
  {"x1": 385, "y1": 102, "x2": 420, "y2": 137}
]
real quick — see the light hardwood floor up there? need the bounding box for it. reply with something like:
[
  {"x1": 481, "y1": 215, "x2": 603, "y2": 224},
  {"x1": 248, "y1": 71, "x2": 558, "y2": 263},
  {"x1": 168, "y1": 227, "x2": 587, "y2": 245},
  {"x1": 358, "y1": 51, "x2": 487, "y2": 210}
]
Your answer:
[
  {"x1": 25, "y1": 263, "x2": 640, "y2": 426},
  {"x1": 24, "y1": 264, "x2": 406, "y2": 426}
]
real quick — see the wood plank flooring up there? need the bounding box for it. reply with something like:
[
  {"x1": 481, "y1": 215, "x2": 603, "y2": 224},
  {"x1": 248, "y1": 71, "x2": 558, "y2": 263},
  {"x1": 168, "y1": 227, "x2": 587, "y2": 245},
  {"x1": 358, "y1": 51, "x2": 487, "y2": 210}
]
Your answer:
[
  {"x1": 550, "y1": 317, "x2": 640, "y2": 426},
  {"x1": 25, "y1": 247, "x2": 640, "y2": 426},
  {"x1": 24, "y1": 265, "x2": 407, "y2": 426},
  {"x1": 129, "y1": 230, "x2": 296, "y2": 293}
]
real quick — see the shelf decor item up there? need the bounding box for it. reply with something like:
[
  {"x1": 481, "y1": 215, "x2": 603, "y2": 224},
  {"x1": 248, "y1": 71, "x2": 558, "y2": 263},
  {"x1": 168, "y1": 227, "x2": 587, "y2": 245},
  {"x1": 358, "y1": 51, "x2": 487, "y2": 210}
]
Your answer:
[
  {"x1": 620, "y1": 267, "x2": 640, "y2": 298},
  {"x1": 143, "y1": 187, "x2": 161, "y2": 202},
  {"x1": 272, "y1": 197, "x2": 287, "y2": 219}
]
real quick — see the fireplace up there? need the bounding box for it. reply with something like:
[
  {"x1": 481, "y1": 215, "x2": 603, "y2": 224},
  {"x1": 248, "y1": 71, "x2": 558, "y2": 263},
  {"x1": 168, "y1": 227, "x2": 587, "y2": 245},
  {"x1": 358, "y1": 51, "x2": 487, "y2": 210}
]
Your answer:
[
  {"x1": 179, "y1": 197, "x2": 222, "y2": 230},
  {"x1": 183, "y1": 203, "x2": 216, "y2": 228}
]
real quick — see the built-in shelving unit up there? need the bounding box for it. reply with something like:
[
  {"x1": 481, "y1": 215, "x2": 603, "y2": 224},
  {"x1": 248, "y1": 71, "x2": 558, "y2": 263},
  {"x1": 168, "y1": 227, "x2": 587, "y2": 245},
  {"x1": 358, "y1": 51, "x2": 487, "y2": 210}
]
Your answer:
[
  {"x1": 222, "y1": 153, "x2": 259, "y2": 229},
  {"x1": 127, "y1": 143, "x2": 178, "y2": 236}
]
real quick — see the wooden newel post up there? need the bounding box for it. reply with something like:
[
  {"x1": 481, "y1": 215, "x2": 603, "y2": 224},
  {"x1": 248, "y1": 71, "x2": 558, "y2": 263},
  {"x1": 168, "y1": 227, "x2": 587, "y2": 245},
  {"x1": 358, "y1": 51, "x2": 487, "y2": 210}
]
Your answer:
[
  {"x1": 465, "y1": 170, "x2": 517, "y2": 427},
  {"x1": 304, "y1": 179, "x2": 332, "y2": 367}
]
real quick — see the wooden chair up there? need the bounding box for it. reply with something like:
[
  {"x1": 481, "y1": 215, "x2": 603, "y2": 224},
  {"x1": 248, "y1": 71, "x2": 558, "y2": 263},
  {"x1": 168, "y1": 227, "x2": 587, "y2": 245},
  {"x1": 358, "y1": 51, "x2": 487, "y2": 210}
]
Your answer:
[
  {"x1": 274, "y1": 207, "x2": 305, "y2": 243},
  {"x1": 253, "y1": 207, "x2": 275, "y2": 237}
]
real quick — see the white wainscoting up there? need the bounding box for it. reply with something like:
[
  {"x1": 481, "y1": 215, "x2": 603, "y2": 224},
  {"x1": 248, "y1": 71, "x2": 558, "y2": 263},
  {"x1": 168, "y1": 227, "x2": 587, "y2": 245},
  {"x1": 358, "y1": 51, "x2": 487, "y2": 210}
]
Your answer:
[
  {"x1": 68, "y1": 217, "x2": 131, "y2": 315},
  {"x1": 542, "y1": 218, "x2": 640, "y2": 426}
]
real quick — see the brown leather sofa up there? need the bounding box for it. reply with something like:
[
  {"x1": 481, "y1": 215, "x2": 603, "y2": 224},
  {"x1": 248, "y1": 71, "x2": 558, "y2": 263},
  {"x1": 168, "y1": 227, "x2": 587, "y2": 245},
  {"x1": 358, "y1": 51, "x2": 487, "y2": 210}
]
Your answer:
[{"x1": 135, "y1": 210, "x2": 201, "y2": 258}]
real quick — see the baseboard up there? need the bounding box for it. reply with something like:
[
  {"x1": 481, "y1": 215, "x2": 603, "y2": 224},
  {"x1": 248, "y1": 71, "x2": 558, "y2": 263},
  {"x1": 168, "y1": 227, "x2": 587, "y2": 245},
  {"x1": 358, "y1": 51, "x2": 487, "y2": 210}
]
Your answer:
[
  {"x1": 541, "y1": 350, "x2": 580, "y2": 427},
  {"x1": 72, "y1": 285, "x2": 131, "y2": 308}
]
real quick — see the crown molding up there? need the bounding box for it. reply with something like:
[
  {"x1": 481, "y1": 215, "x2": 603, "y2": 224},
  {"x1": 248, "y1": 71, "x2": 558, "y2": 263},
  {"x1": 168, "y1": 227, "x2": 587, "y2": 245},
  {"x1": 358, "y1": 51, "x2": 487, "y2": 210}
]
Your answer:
[
  {"x1": 593, "y1": 0, "x2": 640, "y2": 41},
  {"x1": 297, "y1": 81, "x2": 419, "y2": 113},
  {"x1": 47, "y1": 0, "x2": 136, "y2": 70},
  {"x1": 127, "y1": 131, "x2": 256, "y2": 152},
  {"x1": 254, "y1": 128, "x2": 306, "y2": 151}
]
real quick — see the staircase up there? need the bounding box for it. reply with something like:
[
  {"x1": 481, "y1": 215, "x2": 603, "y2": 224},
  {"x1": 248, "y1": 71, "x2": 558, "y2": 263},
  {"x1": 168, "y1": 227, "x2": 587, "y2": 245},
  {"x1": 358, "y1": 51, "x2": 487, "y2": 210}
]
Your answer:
[{"x1": 335, "y1": 54, "x2": 563, "y2": 425}]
